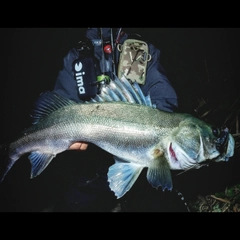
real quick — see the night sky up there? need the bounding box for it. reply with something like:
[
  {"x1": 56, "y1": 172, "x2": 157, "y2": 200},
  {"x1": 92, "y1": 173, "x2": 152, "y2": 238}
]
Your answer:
[{"x1": 1, "y1": 28, "x2": 240, "y2": 211}]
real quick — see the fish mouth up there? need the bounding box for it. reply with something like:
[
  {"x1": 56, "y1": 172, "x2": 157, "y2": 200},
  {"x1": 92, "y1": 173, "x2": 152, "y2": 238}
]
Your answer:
[
  {"x1": 214, "y1": 133, "x2": 235, "y2": 162},
  {"x1": 168, "y1": 142, "x2": 196, "y2": 170}
]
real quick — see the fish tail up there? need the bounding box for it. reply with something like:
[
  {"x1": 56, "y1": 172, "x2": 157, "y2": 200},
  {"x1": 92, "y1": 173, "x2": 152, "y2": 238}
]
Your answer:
[{"x1": 0, "y1": 143, "x2": 15, "y2": 183}]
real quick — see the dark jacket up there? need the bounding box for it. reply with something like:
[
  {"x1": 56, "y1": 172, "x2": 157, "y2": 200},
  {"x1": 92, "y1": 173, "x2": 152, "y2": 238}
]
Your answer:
[{"x1": 53, "y1": 28, "x2": 178, "y2": 112}]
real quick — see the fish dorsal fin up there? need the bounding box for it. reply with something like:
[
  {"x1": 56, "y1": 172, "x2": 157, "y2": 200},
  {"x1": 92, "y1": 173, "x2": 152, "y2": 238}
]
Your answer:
[
  {"x1": 107, "y1": 157, "x2": 144, "y2": 199},
  {"x1": 147, "y1": 155, "x2": 173, "y2": 191},
  {"x1": 93, "y1": 74, "x2": 156, "y2": 108},
  {"x1": 112, "y1": 75, "x2": 138, "y2": 104},
  {"x1": 28, "y1": 151, "x2": 56, "y2": 178},
  {"x1": 120, "y1": 74, "x2": 147, "y2": 105},
  {"x1": 119, "y1": 74, "x2": 156, "y2": 108},
  {"x1": 31, "y1": 91, "x2": 77, "y2": 124}
]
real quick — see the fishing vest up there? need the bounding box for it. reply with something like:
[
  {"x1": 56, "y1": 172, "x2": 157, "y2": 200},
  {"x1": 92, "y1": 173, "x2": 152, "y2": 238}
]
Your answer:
[{"x1": 74, "y1": 31, "x2": 152, "y2": 99}]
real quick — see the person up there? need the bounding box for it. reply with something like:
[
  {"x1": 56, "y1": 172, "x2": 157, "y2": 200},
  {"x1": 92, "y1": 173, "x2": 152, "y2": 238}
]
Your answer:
[{"x1": 52, "y1": 28, "x2": 183, "y2": 212}]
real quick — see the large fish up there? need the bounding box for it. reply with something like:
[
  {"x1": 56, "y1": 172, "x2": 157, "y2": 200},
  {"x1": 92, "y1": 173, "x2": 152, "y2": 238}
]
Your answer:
[{"x1": 0, "y1": 76, "x2": 235, "y2": 199}]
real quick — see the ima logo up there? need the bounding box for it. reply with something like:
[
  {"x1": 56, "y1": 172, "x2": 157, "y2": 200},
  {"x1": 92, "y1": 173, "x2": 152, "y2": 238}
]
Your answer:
[{"x1": 74, "y1": 61, "x2": 86, "y2": 95}]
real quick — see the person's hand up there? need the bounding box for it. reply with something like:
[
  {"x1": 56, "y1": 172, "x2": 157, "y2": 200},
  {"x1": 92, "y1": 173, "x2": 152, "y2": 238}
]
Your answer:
[{"x1": 69, "y1": 142, "x2": 88, "y2": 151}]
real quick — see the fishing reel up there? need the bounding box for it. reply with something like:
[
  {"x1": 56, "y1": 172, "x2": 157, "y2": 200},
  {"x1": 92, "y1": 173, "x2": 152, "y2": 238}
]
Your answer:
[{"x1": 93, "y1": 74, "x2": 111, "y2": 95}]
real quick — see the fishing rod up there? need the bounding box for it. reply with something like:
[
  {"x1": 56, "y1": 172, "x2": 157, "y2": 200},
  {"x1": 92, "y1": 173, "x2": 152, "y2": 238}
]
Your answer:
[
  {"x1": 110, "y1": 28, "x2": 116, "y2": 76},
  {"x1": 98, "y1": 28, "x2": 119, "y2": 83},
  {"x1": 95, "y1": 28, "x2": 123, "y2": 90}
]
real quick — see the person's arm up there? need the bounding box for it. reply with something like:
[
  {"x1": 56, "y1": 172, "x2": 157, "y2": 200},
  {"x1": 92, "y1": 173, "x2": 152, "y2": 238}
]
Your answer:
[
  {"x1": 53, "y1": 48, "x2": 84, "y2": 102},
  {"x1": 141, "y1": 43, "x2": 178, "y2": 112},
  {"x1": 53, "y1": 48, "x2": 89, "y2": 151}
]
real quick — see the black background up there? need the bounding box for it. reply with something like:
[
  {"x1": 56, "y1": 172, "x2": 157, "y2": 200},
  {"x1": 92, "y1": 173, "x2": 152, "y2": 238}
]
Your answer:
[{"x1": 1, "y1": 28, "x2": 240, "y2": 211}]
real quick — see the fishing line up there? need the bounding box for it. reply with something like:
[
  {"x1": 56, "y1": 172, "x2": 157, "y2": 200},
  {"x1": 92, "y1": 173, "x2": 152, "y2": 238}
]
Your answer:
[
  {"x1": 100, "y1": 28, "x2": 105, "y2": 74},
  {"x1": 174, "y1": 189, "x2": 191, "y2": 212},
  {"x1": 110, "y1": 28, "x2": 116, "y2": 76}
]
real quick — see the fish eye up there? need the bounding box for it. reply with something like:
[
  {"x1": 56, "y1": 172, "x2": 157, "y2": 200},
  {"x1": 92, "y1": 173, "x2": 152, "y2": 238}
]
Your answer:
[{"x1": 212, "y1": 127, "x2": 220, "y2": 137}]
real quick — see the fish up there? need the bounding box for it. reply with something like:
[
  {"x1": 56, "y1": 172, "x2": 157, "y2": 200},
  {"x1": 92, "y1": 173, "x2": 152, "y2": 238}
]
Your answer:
[{"x1": 0, "y1": 75, "x2": 235, "y2": 199}]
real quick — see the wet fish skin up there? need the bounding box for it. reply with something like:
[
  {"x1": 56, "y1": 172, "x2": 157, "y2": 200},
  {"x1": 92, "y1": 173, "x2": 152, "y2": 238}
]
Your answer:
[{"x1": 0, "y1": 77, "x2": 235, "y2": 199}]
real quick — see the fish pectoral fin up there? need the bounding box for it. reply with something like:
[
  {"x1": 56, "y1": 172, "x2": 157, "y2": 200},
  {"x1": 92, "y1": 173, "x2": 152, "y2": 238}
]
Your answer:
[
  {"x1": 28, "y1": 151, "x2": 56, "y2": 178},
  {"x1": 147, "y1": 156, "x2": 173, "y2": 191},
  {"x1": 107, "y1": 161, "x2": 144, "y2": 199}
]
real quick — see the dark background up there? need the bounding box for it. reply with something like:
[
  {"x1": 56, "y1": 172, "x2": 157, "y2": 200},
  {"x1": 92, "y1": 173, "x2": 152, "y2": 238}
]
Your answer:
[{"x1": 1, "y1": 28, "x2": 240, "y2": 211}]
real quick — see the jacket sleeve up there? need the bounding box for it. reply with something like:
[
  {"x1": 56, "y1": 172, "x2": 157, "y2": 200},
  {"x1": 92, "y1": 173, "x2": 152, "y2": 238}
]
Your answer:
[
  {"x1": 140, "y1": 43, "x2": 178, "y2": 112},
  {"x1": 52, "y1": 48, "x2": 81, "y2": 102},
  {"x1": 52, "y1": 48, "x2": 97, "y2": 102}
]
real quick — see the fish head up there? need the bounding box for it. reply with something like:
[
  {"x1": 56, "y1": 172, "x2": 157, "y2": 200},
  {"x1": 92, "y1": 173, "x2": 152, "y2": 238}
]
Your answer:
[{"x1": 167, "y1": 115, "x2": 235, "y2": 170}]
